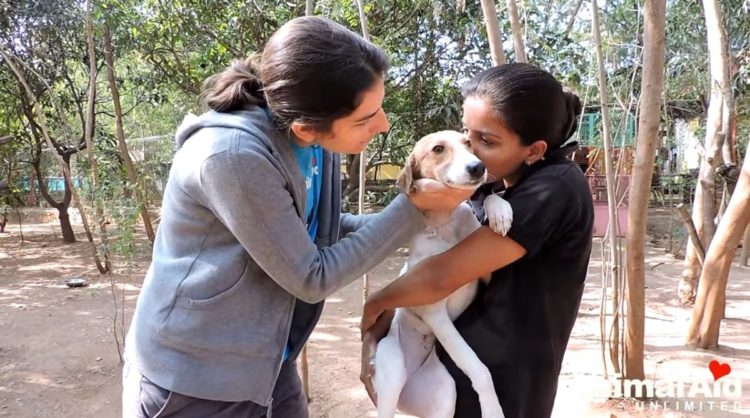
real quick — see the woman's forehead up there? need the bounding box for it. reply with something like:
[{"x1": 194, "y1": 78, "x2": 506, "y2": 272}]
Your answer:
[{"x1": 463, "y1": 97, "x2": 513, "y2": 136}]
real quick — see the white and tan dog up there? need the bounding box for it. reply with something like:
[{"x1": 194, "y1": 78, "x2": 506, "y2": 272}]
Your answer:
[{"x1": 373, "y1": 131, "x2": 512, "y2": 418}]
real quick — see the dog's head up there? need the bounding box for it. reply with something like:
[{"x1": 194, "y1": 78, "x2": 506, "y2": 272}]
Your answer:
[{"x1": 397, "y1": 130, "x2": 487, "y2": 194}]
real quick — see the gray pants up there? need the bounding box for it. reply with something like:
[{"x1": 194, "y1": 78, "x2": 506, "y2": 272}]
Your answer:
[{"x1": 122, "y1": 360, "x2": 308, "y2": 418}]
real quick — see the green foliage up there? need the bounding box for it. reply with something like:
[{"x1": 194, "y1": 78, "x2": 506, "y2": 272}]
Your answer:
[{"x1": 1, "y1": 0, "x2": 748, "y2": 211}]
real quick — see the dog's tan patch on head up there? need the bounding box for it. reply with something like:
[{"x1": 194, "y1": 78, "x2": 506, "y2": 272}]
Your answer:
[
  {"x1": 415, "y1": 131, "x2": 471, "y2": 181},
  {"x1": 397, "y1": 131, "x2": 473, "y2": 193}
]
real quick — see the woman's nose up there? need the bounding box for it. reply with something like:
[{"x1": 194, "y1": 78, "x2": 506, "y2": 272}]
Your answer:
[{"x1": 373, "y1": 109, "x2": 389, "y2": 134}]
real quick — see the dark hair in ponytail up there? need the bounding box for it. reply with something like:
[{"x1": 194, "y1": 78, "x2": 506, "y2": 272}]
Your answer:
[
  {"x1": 202, "y1": 56, "x2": 265, "y2": 111},
  {"x1": 462, "y1": 63, "x2": 582, "y2": 152},
  {"x1": 201, "y1": 16, "x2": 388, "y2": 133}
]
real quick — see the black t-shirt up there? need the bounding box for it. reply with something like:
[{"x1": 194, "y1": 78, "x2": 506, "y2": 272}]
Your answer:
[{"x1": 436, "y1": 153, "x2": 594, "y2": 418}]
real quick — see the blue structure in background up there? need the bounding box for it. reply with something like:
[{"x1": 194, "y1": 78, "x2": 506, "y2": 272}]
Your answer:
[{"x1": 18, "y1": 177, "x2": 83, "y2": 193}]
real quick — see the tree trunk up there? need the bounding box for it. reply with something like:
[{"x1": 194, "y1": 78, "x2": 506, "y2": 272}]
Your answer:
[
  {"x1": 479, "y1": 0, "x2": 506, "y2": 65},
  {"x1": 27, "y1": 168, "x2": 37, "y2": 206},
  {"x1": 564, "y1": 0, "x2": 585, "y2": 38},
  {"x1": 679, "y1": 0, "x2": 732, "y2": 305},
  {"x1": 85, "y1": 0, "x2": 111, "y2": 273},
  {"x1": 58, "y1": 207, "x2": 76, "y2": 243},
  {"x1": 624, "y1": 0, "x2": 666, "y2": 385},
  {"x1": 591, "y1": 0, "x2": 623, "y2": 376},
  {"x1": 680, "y1": 240, "x2": 703, "y2": 304},
  {"x1": 720, "y1": 94, "x2": 734, "y2": 168},
  {"x1": 0, "y1": 47, "x2": 104, "y2": 268},
  {"x1": 506, "y1": 0, "x2": 527, "y2": 63},
  {"x1": 33, "y1": 157, "x2": 76, "y2": 243},
  {"x1": 675, "y1": 203, "x2": 706, "y2": 265},
  {"x1": 686, "y1": 147, "x2": 750, "y2": 348},
  {"x1": 103, "y1": 24, "x2": 156, "y2": 244},
  {"x1": 305, "y1": 0, "x2": 314, "y2": 16}
]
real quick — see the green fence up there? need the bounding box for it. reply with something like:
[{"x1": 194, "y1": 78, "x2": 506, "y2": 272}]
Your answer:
[{"x1": 578, "y1": 110, "x2": 636, "y2": 147}]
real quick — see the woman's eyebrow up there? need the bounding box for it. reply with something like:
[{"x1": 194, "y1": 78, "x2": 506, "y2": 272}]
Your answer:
[
  {"x1": 354, "y1": 108, "x2": 382, "y2": 123},
  {"x1": 475, "y1": 128, "x2": 501, "y2": 139},
  {"x1": 462, "y1": 121, "x2": 500, "y2": 139}
]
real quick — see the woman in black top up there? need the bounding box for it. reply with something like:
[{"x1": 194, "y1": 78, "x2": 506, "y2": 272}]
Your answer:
[{"x1": 361, "y1": 63, "x2": 594, "y2": 418}]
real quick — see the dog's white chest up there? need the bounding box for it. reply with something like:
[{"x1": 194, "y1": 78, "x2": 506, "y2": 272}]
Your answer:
[
  {"x1": 407, "y1": 233, "x2": 457, "y2": 266},
  {"x1": 403, "y1": 206, "x2": 481, "y2": 321}
]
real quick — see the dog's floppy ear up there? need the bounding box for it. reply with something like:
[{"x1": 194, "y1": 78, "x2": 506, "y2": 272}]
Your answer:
[{"x1": 396, "y1": 154, "x2": 420, "y2": 195}]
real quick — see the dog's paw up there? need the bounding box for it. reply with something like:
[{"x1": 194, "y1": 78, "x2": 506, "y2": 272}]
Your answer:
[{"x1": 484, "y1": 194, "x2": 513, "y2": 236}]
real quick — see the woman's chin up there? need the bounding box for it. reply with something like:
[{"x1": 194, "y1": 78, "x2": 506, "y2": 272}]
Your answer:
[{"x1": 350, "y1": 144, "x2": 369, "y2": 154}]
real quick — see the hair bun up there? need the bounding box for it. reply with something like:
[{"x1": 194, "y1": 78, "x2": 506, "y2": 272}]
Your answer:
[
  {"x1": 202, "y1": 55, "x2": 266, "y2": 112},
  {"x1": 560, "y1": 88, "x2": 582, "y2": 142},
  {"x1": 564, "y1": 89, "x2": 583, "y2": 117},
  {"x1": 238, "y1": 56, "x2": 263, "y2": 97}
]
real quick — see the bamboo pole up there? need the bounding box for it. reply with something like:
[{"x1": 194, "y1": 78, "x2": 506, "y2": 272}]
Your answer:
[
  {"x1": 506, "y1": 0, "x2": 527, "y2": 62},
  {"x1": 103, "y1": 24, "x2": 156, "y2": 244},
  {"x1": 299, "y1": 0, "x2": 316, "y2": 402},
  {"x1": 84, "y1": 0, "x2": 112, "y2": 273},
  {"x1": 591, "y1": 0, "x2": 622, "y2": 375},
  {"x1": 479, "y1": 0, "x2": 507, "y2": 65},
  {"x1": 355, "y1": 0, "x2": 371, "y2": 303}
]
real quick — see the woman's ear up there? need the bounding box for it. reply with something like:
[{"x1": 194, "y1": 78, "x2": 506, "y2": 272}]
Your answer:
[
  {"x1": 527, "y1": 140, "x2": 548, "y2": 164},
  {"x1": 290, "y1": 121, "x2": 318, "y2": 145}
]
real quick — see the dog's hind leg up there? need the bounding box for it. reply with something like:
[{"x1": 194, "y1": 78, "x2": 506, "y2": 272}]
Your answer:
[
  {"x1": 397, "y1": 348, "x2": 456, "y2": 418},
  {"x1": 374, "y1": 333, "x2": 407, "y2": 418},
  {"x1": 422, "y1": 312, "x2": 505, "y2": 418}
]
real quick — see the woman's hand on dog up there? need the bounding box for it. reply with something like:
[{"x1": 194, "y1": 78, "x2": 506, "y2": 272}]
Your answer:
[
  {"x1": 407, "y1": 178, "x2": 475, "y2": 214},
  {"x1": 360, "y1": 300, "x2": 384, "y2": 338},
  {"x1": 359, "y1": 308, "x2": 395, "y2": 406}
]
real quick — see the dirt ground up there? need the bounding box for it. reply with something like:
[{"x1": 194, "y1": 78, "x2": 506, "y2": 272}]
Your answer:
[{"x1": 1, "y1": 222, "x2": 749, "y2": 418}]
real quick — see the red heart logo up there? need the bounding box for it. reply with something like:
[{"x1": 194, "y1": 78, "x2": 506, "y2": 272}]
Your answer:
[{"x1": 708, "y1": 360, "x2": 731, "y2": 381}]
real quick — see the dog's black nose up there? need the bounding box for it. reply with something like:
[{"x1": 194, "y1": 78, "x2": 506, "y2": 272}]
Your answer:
[{"x1": 466, "y1": 161, "x2": 486, "y2": 178}]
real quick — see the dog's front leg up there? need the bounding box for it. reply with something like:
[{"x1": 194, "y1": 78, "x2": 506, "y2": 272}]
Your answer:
[
  {"x1": 422, "y1": 312, "x2": 505, "y2": 418},
  {"x1": 484, "y1": 194, "x2": 513, "y2": 236}
]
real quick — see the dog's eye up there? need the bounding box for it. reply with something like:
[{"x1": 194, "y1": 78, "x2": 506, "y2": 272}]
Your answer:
[{"x1": 432, "y1": 145, "x2": 444, "y2": 154}]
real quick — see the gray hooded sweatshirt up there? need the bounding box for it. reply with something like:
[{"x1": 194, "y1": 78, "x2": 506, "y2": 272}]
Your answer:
[{"x1": 124, "y1": 108, "x2": 424, "y2": 405}]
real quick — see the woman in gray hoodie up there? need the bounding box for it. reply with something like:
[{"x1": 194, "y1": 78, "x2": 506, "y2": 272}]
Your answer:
[{"x1": 121, "y1": 16, "x2": 470, "y2": 418}]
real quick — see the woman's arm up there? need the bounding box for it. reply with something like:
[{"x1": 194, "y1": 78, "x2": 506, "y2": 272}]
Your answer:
[
  {"x1": 199, "y1": 137, "x2": 472, "y2": 305},
  {"x1": 361, "y1": 226, "x2": 526, "y2": 332},
  {"x1": 339, "y1": 213, "x2": 377, "y2": 238},
  {"x1": 200, "y1": 148, "x2": 422, "y2": 304}
]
